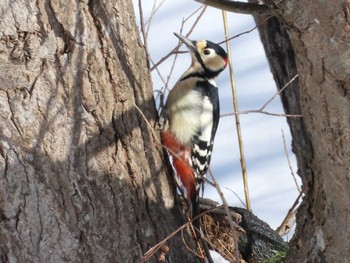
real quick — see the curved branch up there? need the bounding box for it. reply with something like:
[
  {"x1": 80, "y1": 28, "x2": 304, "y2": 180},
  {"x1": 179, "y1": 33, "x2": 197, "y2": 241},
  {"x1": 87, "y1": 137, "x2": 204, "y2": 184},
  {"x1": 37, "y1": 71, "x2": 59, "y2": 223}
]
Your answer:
[{"x1": 194, "y1": 0, "x2": 271, "y2": 15}]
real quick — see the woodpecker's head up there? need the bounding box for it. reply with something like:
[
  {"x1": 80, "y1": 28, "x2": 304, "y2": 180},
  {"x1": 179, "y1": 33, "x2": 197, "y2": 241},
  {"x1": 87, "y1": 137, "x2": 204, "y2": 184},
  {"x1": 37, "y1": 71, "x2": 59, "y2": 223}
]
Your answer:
[{"x1": 174, "y1": 33, "x2": 228, "y2": 79}]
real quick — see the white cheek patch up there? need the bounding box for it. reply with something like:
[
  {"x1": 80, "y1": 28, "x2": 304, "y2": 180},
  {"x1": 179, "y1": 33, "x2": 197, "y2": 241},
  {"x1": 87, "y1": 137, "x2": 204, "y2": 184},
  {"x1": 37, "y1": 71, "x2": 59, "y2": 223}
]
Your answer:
[{"x1": 204, "y1": 55, "x2": 226, "y2": 72}]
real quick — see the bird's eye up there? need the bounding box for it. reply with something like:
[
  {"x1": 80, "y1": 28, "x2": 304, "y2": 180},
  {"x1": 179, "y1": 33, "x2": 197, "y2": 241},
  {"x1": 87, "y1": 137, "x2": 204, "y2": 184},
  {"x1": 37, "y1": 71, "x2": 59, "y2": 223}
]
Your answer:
[{"x1": 203, "y1": 49, "x2": 211, "y2": 55}]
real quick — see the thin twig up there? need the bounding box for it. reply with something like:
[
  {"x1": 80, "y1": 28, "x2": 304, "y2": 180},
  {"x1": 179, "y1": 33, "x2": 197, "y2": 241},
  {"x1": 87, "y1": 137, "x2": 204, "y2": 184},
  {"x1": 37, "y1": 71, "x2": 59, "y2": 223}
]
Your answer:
[
  {"x1": 225, "y1": 187, "x2": 247, "y2": 208},
  {"x1": 222, "y1": 10, "x2": 251, "y2": 212},
  {"x1": 183, "y1": 5, "x2": 205, "y2": 23},
  {"x1": 218, "y1": 15, "x2": 274, "y2": 45},
  {"x1": 164, "y1": 46, "x2": 180, "y2": 91},
  {"x1": 202, "y1": 176, "x2": 215, "y2": 187},
  {"x1": 144, "y1": 0, "x2": 158, "y2": 28},
  {"x1": 150, "y1": 6, "x2": 207, "y2": 71},
  {"x1": 143, "y1": 220, "x2": 189, "y2": 260},
  {"x1": 180, "y1": 228, "x2": 206, "y2": 260},
  {"x1": 143, "y1": 205, "x2": 227, "y2": 260},
  {"x1": 150, "y1": 40, "x2": 178, "y2": 73},
  {"x1": 163, "y1": 17, "x2": 187, "y2": 91},
  {"x1": 221, "y1": 74, "x2": 300, "y2": 118},
  {"x1": 145, "y1": 0, "x2": 166, "y2": 36},
  {"x1": 197, "y1": 229, "x2": 234, "y2": 262},
  {"x1": 138, "y1": 0, "x2": 151, "y2": 68},
  {"x1": 208, "y1": 168, "x2": 240, "y2": 263},
  {"x1": 183, "y1": 5, "x2": 207, "y2": 37},
  {"x1": 259, "y1": 74, "x2": 299, "y2": 111},
  {"x1": 281, "y1": 129, "x2": 301, "y2": 193},
  {"x1": 133, "y1": 102, "x2": 160, "y2": 143},
  {"x1": 150, "y1": 60, "x2": 167, "y2": 86},
  {"x1": 221, "y1": 110, "x2": 302, "y2": 118},
  {"x1": 276, "y1": 184, "x2": 308, "y2": 236},
  {"x1": 150, "y1": 58, "x2": 168, "y2": 108},
  {"x1": 217, "y1": 238, "x2": 235, "y2": 260}
]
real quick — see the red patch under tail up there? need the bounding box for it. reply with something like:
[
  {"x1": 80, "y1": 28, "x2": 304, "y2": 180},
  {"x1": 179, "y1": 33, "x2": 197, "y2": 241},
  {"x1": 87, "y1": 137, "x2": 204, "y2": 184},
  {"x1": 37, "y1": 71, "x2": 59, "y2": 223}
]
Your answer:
[{"x1": 162, "y1": 131, "x2": 196, "y2": 199}]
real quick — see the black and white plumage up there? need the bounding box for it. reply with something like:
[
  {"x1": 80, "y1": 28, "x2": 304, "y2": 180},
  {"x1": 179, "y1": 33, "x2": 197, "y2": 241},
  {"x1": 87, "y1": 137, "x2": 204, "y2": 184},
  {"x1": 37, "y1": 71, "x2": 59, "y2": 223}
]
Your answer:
[
  {"x1": 161, "y1": 33, "x2": 227, "y2": 228},
  {"x1": 191, "y1": 79, "x2": 220, "y2": 177}
]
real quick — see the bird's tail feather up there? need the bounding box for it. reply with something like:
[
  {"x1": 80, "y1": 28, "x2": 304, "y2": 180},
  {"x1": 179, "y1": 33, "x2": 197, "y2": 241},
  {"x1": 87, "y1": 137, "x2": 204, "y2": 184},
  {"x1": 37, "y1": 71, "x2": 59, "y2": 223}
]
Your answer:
[{"x1": 191, "y1": 193, "x2": 200, "y2": 231}]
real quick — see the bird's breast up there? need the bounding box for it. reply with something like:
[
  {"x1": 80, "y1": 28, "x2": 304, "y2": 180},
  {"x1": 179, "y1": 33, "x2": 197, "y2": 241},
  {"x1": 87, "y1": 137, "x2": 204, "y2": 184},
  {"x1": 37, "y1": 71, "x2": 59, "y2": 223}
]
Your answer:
[{"x1": 166, "y1": 85, "x2": 203, "y2": 145}]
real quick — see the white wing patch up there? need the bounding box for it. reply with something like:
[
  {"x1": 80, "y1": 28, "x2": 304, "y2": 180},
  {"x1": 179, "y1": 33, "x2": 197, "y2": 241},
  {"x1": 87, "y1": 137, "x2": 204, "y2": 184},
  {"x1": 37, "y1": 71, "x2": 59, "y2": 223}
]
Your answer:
[
  {"x1": 200, "y1": 96, "x2": 214, "y2": 144},
  {"x1": 208, "y1": 78, "x2": 217, "y2": 87}
]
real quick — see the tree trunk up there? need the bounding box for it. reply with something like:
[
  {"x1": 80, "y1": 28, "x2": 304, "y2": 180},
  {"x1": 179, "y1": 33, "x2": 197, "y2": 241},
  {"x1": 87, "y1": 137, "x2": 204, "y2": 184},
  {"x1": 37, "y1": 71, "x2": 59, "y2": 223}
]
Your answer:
[
  {"x1": 0, "y1": 0, "x2": 197, "y2": 262},
  {"x1": 252, "y1": 1, "x2": 350, "y2": 262}
]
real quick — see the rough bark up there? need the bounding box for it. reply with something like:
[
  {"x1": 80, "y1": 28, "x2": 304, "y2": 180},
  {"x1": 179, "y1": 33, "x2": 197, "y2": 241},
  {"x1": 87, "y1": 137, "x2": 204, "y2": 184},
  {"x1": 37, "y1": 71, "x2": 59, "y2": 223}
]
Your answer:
[
  {"x1": 0, "y1": 0, "x2": 197, "y2": 262},
  {"x1": 252, "y1": 1, "x2": 350, "y2": 262}
]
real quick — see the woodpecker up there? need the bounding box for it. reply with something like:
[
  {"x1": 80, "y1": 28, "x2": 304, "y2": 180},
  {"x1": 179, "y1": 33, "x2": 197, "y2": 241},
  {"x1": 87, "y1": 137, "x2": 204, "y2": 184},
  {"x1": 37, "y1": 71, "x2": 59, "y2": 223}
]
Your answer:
[{"x1": 161, "y1": 33, "x2": 228, "y2": 228}]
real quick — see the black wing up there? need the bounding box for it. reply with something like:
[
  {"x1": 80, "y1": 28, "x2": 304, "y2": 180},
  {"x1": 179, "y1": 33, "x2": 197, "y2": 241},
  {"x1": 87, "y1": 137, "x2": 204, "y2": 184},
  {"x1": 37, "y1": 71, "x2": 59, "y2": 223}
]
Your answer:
[{"x1": 191, "y1": 80, "x2": 220, "y2": 176}]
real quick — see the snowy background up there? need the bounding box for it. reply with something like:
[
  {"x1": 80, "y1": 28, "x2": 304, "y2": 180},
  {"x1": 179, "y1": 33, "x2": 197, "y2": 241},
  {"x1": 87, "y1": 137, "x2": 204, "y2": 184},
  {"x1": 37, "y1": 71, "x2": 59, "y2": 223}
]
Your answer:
[{"x1": 133, "y1": 0, "x2": 301, "y2": 238}]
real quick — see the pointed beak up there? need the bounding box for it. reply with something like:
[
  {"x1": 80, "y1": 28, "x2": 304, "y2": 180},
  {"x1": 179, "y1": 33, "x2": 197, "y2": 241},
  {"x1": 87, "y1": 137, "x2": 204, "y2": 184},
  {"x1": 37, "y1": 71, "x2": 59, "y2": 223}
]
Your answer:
[{"x1": 174, "y1": 33, "x2": 196, "y2": 51}]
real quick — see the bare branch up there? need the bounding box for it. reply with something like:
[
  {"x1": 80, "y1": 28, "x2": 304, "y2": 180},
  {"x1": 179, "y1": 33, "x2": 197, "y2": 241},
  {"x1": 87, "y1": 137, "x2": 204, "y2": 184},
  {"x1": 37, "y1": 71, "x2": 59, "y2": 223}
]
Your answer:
[
  {"x1": 276, "y1": 184, "x2": 308, "y2": 236},
  {"x1": 259, "y1": 74, "x2": 299, "y2": 111},
  {"x1": 180, "y1": 228, "x2": 206, "y2": 260},
  {"x1": 150, "y1": 58, "x2": 167, "y2": 88},
  {"x1": 133, "y1": 102, "x2": 160, "y2": 143},
  {"x1": 281, "y1": 129, "x2": 301, "y2": 193},
  {"x1": 199, "y1": 232, "x2": 235, "y2": 262},
  {"x1": 221, "y1": 110, "x2": 302, "y2": 118},
  {"x1": 217, "y1": 15, "x2": 274, "y2": 45},
  {"x1": 225, "y1": 187, "x2": 246, "y2": 208},
  {"x1": 145, "y1": 0, "x2": 166, "y2": 36},
  {"x1": 183, "y1": 5, "x2": 206, "y2": 23},
  {"x1": 163, "y1": 17, "x2": 187, "y2": 91},
  {"x1": 222, "y1": 10, "x2": 251, "y2": 212},
  {"x1": 150, "y1": 6, "x2": 207, "y2": 71},
  {"x1": 143, "y1": 204, "x2": 229, "y2": 260},
  {"x1": 195, "y1": 0, "x2": 271, "y2": 15},
  {"x1": 221, "y1": 74, "x2": 301, "y2": 118},
  {"x1": 138, "y1": 0, "x2": 151, "y2": 68},
  {"x1": 208, "y1": 168, "x2": 240, "y2": 263}
]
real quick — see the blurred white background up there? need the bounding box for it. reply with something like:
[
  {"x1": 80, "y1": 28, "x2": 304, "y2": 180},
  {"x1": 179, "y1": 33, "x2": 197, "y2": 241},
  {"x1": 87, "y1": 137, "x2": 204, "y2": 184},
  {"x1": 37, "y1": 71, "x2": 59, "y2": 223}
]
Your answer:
[{"x1": 133, "y1": 0, "x2": 301, "y2": 237}]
